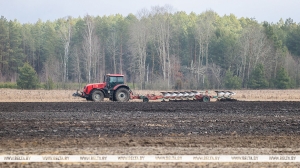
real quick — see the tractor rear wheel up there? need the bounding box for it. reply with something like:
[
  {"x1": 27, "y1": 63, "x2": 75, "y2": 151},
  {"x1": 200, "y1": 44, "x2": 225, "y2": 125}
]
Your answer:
[
  {"x1": 115, "y1": 88, "x2": 130, "y2": 102},
  {"x1": 91, "y1": 90, "x2": 104, "y2": 102}
]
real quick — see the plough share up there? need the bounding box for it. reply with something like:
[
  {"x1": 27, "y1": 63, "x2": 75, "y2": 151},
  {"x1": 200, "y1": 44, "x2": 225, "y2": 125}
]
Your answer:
[{"x1": 130, "y1": 90, "x2": 237, "y2": 102}]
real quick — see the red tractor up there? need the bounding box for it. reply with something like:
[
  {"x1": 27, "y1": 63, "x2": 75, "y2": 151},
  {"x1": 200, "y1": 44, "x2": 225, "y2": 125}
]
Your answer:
[{"x1": 73, "y1": 74, "x2": 131, "y2": 102}]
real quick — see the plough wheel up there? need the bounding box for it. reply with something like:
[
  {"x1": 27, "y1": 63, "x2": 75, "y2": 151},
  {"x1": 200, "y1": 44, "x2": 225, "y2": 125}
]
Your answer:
[
  {"x1": 202, "y1": 96, "x2": 210, "y2": 102},
  {"x1": 143, "y1": 97, "x2": 149, "y2": 102}
]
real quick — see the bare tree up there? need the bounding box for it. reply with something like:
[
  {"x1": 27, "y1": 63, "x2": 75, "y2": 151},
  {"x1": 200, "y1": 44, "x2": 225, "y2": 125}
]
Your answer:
[
  {"x1": 73, "y1": 46, "x2": 82, "y2": 88},
  {"x1": 129, "y1": 9, "x2": 150, "y2": 89},
  {"x1": 150, "y1": 5, "x2": 173, "y2": 88},
  {"x1": 284, "y1": 53, "x2": 299, "y2": 84},
  {"x1": 107, "y1": 27, "x2": 118, "y2": 74},
  {"x1": 82, "y1": 15, "x2": 101, "y2": 83},
  {"x1": 57, "y1": 16, "x2": 72, "y2": 83},
  {"x1": 43, "y1": 56, "x2": 60, "y2": 85},
  {"x1": 194, "y1": 10, "x2": 216, "y2": 83},
  {"x1": 236, "y1": 24, "x2": 273, "y2": 87},
  {"x1": 82, "y1": 15, "x2": 93, "y2": 83},
  {"x1": 209, "y1": 63, "x2": 222, "y2": 89}
]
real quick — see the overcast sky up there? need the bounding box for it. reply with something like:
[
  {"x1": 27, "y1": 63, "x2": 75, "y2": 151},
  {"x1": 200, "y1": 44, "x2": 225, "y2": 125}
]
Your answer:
[{"x1": 1, "y1": 0, "x2": 300, "y2": 24}]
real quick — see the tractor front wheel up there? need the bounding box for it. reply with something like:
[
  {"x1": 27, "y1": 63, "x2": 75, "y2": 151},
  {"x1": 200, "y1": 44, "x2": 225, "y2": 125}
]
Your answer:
[
  {"x1": 115, "y1": 88, "x2": 130, "y2": 102},
  {"x1": 91, "y1": 90, "x2": 104, "y2": 102}
]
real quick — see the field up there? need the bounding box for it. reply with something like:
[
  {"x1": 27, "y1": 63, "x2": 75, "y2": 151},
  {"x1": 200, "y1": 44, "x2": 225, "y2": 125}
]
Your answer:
[
  {"x1": 1, "y1": 89, "x2": 300, "y2": 102},
  {"x1": 1, "y1": 89, "x2": 300, "y2": 167}
]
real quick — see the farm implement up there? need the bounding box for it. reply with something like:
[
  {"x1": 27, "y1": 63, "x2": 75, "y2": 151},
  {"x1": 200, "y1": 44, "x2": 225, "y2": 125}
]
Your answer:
[
  {"x1": 73, "y1": 73, "x2": 237, "y2": 102},
  {"x1": 214, "y1": 91, "x2": 237, "y2": 101},
  {"x1": 130, "y1": 90, "x2": 237, "y2": 102}
]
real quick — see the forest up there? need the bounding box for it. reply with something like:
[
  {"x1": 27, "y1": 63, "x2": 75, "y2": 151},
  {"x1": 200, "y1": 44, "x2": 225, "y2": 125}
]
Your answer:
[{"x1": 0, "y1": 6, "x2": 300, "y2": 90}]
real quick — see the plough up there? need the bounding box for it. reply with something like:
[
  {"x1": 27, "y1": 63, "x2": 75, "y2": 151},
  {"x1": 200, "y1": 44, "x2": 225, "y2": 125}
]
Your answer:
[
  {"x1": 130, "y1": 90, "x2": 237, "y2": 102},
  {"x1": 214, "y1": 91, "x2": 237, "y2": 101}
]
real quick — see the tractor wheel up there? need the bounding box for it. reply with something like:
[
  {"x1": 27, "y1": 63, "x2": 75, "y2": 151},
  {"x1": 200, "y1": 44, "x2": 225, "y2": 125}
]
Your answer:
[
  {"x1": 91, "y1": 90, "x2": 104, "y2": 102},
  {"x1": 143, "y1": 97, "x2": 149, "y2": 102},
  {"x1": 115, "y1": 88, "x2": 130, "y2": 102},
  {"x1": 202, "y1": 96, "x2": 210, "y2": 102}
]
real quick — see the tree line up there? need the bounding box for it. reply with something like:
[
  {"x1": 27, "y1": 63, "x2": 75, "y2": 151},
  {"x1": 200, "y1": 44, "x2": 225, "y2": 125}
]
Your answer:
[{"x1": 0, "y1": 6, "x2": 300, "y2": 90}]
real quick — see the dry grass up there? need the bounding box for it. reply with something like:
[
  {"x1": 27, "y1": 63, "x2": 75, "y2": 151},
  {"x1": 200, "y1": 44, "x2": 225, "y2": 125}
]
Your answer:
[
  {"x1": 0, "y1": 89, "x2": 300, "y2": 102},
  {"x1": 232, "y1": 89, "x2": 300, "y2": 101}
]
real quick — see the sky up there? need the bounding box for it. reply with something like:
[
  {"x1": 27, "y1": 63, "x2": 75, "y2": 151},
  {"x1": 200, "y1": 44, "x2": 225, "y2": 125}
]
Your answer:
[{"x1": 1, "y1": 0, "x2": 300, "y2": 24}]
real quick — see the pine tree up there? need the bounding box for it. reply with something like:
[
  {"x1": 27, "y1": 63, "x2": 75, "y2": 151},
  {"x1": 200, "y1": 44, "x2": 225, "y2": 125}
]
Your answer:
[
  {"x1": 275, "y1": 67, "x2": 291, "y2": 89},
  {"x1": 17, "y1": 63, "x2": 39, "y2": 89},
  {"x1": 248, "y1": 64, "x2": 268, "y2": 89},
  {"x1": 224, "y1": 70, "x2": 242, "y2": 89}
]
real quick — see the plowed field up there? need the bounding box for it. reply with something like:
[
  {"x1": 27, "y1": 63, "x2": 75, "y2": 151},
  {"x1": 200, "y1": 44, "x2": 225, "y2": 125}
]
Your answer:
[{"x1": 1, "y1": 101, "x2": 300, "y2": 167}]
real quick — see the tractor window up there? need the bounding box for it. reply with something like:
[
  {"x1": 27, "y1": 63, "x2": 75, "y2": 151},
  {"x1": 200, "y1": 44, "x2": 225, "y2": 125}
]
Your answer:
[
  {"x1": 108, "y1": 76, "x2": 124, "y2": 89},
  {"x1": 117, "y1": 77, "x2": 124, "y2": 83},
  {"x1": 110, "y1": 77, "x2": 117, "y2": 82},
  {"x1": 110, "y1": 76, "x2": 124, "y2": 83}
]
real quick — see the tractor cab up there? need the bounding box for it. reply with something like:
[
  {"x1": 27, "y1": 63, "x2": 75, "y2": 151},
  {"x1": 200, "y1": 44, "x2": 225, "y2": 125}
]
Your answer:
[{"x1": 104, "y1": 74, "x2": 125, "y2": 90}]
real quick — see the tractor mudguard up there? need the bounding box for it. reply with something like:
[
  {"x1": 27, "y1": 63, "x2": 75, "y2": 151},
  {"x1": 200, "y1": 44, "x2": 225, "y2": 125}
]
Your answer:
[{"x1": 112, "y1": 84, "x2": 130, "y2": 91}]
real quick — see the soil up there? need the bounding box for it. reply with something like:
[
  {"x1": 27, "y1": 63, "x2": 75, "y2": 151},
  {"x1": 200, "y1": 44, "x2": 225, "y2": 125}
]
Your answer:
[{"x1": 1, "y1": 101, "x2": 300, "y2": 167}]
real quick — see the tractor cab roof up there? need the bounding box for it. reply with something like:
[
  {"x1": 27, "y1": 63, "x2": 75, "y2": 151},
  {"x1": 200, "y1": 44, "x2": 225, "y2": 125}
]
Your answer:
[{"x1": 106, "y1": 74, "x2": 124, "y2": 77}]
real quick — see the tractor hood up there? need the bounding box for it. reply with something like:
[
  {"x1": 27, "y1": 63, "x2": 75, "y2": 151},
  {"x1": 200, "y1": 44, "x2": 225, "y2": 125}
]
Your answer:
[
  {"x1": 85, "y1": 82, "x2": 106, "y2": 88},
  {"x1": 83, "y1": 82, "x2": 106, "y2": 94}
]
